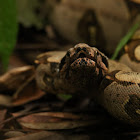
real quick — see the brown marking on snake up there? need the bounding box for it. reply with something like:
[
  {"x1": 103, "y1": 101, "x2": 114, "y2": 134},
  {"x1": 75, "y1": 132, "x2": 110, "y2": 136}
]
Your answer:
[
  {"x1": 124, "y1": 94, "x2": 140, "y2": 120},
  {"x1": 117, "y1": 81, "x2": 135, "y2": 87},
  {"x1": 105, "y1": 70, "x2": 137, "y2": 87}
]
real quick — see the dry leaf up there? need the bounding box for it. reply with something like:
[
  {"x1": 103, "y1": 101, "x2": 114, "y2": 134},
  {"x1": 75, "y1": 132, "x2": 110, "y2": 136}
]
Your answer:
[
  {"x1": 0, "y1": 95, "x2": 12, "y2": 106},
  {"x1": 12, "y1": 80, "x2": 45, "y2": 106},
  {"x1": 6, "y1": 131, "x2": 90, "y2": 140},
  {"x1": 0, "y1": 66, "x2": 45, "y2": 106},
  {"x1": 4, "y1": 131, "x2": 25, "y2": 139},
  {"x1": 16, "y1": 112, "x2": 97, "y2": 130},
  {"x1": 5, "y1": 131, "x2": 64, "y2": 140},
  {"x1": 0, "y1": 109, "x2": 7, "y2": 129},
  {"x1": 0, "y1": 66, "x2": 34, "y2": 91}
]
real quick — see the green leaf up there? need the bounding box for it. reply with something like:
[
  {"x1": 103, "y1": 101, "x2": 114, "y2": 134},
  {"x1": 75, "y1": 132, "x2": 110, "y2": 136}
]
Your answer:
[
  {"x1": 0, "y1": 0, "x2": 18, "y2": 70},
  {"x1": 111, "y1": 22, "x2": 140, "y2": 60},
  {"x1": 58, "y1": 94, "x2": 72, "y2": 101}
]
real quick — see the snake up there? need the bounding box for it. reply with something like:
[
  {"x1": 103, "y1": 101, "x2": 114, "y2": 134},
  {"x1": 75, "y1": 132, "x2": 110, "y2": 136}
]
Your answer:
[{"x1": 35, "y1": 43, "x2": 140, "y2": 126}]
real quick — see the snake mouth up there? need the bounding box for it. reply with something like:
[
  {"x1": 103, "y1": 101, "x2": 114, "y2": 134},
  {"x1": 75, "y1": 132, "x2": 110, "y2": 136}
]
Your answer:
[
  {"x1": 70, "y1": 52, "x2": 96, "y2": 69},
  {"x1": 78, "y1": 52, "x2": 87, "y2": 58}
]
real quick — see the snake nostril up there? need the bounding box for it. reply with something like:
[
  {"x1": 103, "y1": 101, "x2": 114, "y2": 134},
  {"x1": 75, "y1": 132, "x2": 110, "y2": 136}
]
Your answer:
[
  {"x1": 76, "y1": 47, "x2": 82, "y2": 53},
  {"x1": 82, "y1": 47, "x2": 87, "y2": 52},
  {"x1": 66, "y1": 51, "x2": 70, "y2": 57}
]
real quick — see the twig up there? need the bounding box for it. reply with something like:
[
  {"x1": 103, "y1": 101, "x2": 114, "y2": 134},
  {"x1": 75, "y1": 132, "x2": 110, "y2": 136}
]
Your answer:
[{"x1": 13, "y1": 74, "x2": 35, "y2": 99}]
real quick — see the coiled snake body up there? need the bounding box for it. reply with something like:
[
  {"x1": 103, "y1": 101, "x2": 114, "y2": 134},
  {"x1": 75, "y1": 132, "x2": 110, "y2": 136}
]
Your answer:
[{"x1": 35, "y1": 43, "x2": 140, "y2": 126}]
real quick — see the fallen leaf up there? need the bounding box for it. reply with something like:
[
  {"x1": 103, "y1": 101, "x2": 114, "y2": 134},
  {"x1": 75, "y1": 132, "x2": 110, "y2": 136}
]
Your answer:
[
  {"x1": 0, "y1": 95, "x2": 12, "y2": 106},
  {"x1": 0, "y1": 110, "x2": 21, "y2": 130},
  {"x1": 12, "y1": 80, "x2": 45, "y2": 106},
  {"x1": 16, "y1": 112, "x2": 99, "y2": 130},
  {"x1": 0, "y1": 109, "x2": 7, "y2": 129},
  {"x1": 6, "y1": 131, "x2": 90, "y2": 140},
  {"x1": 0, "y1": 66, "x2": 34, "y2": 91},
  {"x1": 4, "y1": 131, "x2": 25, "y2": 139},
  {"x1": 6, "y1": 131, "x2": 64, "y2": 140},
  {"x1": 0, "y1": 65, "x2": 45, "y2": 106}
]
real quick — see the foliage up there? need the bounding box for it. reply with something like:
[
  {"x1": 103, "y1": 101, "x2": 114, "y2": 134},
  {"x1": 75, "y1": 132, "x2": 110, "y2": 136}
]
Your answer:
[
  {"x1": 0, "y1": 0, "x2": 18, "y2": 70},
  {"x1": 111, "y1": 22, "x2": 140, "y2": 60},
  {"x1": 16, "y1": 0, "x2": 43, "y2": 29}
]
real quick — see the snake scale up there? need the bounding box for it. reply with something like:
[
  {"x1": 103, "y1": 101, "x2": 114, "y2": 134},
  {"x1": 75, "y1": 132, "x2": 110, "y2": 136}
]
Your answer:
[{"x1": 35, "y1": 43, "x2": 140, "y2": 126}]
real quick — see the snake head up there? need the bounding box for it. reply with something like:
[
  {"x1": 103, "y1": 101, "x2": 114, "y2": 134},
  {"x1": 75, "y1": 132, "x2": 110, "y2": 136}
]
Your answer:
[{"x1": 59, "y1": 43, "x2": 108, "y2": 89}]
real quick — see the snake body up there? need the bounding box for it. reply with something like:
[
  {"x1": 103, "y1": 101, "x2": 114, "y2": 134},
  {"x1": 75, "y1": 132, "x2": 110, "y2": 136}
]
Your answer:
[{"x1": 35, "y1": 43, "x2": 140, "y2": 126}]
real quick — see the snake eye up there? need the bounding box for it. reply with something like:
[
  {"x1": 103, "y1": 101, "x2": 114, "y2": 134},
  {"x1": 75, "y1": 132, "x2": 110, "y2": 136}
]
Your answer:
[
  {"x1": 94, "y1": 51, "x2": 97, "y2": 59},
  {"x1": 102, "y1": 55, "x2": 108, "y2": 68},
  {"x1": 59, "y1": 56, "x2": 66, "y2": 70},
  {"x1": 66, "y1": 51, "x2": 70, "y2": 57},
  {"x1": 96, "y1": 51, "x2": 99, "y2": 56}
]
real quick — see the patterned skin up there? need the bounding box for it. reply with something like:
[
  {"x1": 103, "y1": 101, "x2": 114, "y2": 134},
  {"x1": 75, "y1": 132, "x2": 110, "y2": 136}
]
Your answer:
[
  {"x1": 59, "y1": 43, "x2": 108, "y2": 91},
  {"x1": 35, "y1": 43, "x2": 140, "y2": 126}
]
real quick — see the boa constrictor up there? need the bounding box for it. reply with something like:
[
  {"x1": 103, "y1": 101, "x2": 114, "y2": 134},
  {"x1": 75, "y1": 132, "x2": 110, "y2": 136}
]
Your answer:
[{"x1": 35, "y1": 43, "x2": 140, "y2": 126}]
